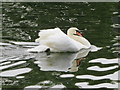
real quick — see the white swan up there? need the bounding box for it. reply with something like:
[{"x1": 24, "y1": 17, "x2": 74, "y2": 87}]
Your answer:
[{"x1": 27, "y1": 27, "x2": 91, "y2": 52}]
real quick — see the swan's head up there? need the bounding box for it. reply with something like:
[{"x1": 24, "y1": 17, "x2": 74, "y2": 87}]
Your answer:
[{"x1": 67, "y1": 27, "x2": 82, "y2": 37}]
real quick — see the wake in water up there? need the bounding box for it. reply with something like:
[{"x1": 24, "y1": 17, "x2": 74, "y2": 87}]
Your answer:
[{"x1": 0, "y1": 41, "x2": 119, "y2": 89}]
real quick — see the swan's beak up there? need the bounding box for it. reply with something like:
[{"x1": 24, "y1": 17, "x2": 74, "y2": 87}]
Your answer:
[{"x1": 75, "y1": 30, "x2": 82, "y2": 36}]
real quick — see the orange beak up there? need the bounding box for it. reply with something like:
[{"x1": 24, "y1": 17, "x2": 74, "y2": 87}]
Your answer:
[{"x1": 76, "y1": 32, "x2": 82, "y2": 37}]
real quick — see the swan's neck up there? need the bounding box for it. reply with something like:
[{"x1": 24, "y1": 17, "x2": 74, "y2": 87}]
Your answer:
[{"x1": 68, "y1": 35, "x2": 91, "y2": 48}]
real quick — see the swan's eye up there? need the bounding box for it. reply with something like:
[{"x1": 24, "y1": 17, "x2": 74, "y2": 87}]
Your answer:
[{"x1": 74, "y1": 30, "x2": 82, "y2": 36}]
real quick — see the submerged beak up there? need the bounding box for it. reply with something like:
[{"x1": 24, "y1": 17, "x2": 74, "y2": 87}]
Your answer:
[{"x1": 75, "y1": 30, "x2": 82, "y2": 36}]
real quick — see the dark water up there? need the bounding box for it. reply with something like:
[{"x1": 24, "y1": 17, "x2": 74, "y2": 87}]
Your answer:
[{"x1": 1, "y1": 2, "x2": 120, "y2": 89}]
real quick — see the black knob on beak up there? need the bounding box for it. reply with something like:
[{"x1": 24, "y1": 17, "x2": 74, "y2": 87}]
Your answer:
[{"x1": 76, "y1": 30, "x2": 81, "y2": 33}]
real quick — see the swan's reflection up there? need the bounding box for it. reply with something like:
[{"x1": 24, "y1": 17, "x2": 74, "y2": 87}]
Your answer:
[{"x1": 34, "y1": 49, "x2": 90, "y2": 72}]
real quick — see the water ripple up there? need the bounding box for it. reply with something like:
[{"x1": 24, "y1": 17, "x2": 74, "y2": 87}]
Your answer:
[
  {"x1": 0, "y1": 61, "x2": 26, "y2": 70},
  {"x1": 89, "y1": 58, "x2": 118, "y2": 64},
  {"x1": 75, "y1": 82, "x2": 118, "y2": 88},
  {"x1": 76, "y1": 70, "x2": 119, "y2": 80},
  {"x1": 60, "y1": 74, "x2": 75, "y2": 78},
  {"x1": 0, "y1": 68, "x2": 32, "y2": 77},
  {"x1": 87, "y1": 65, "x2": 118, "y2": 71}
]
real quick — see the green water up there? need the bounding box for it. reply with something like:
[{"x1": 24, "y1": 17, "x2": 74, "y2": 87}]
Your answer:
[{"x1": 1, "y1": 2, "x2": 119, "y2": 89}]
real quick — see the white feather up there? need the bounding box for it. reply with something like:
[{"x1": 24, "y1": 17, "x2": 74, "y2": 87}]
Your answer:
[{"x1": 28, "y1": 28, "x2": 91, "y2": 52}]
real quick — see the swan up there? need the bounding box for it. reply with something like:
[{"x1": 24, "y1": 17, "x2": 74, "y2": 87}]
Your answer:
[{"x1": 27, "y1": 27, "x2": 91, "y2": 52}]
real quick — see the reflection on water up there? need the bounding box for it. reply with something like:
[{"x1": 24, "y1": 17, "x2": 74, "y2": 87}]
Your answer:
[
  {"x1": 75, "y1": 82, "x2": 118, "y2": 88},
  {"x1": 0, "y1": 68, "x2": 32, "y2": 77},
  {"x1": 76, "y1": 70, "x2": 119, "y2": 81},
  {"x1": 89, "y1": 58, "x2": 118, "y2": 64},
  {"x1": 0, "y1": 61, "x2": 26, "y2": 70},
  {"x1": 87, "y1": 65, "x2": 118, "y2": 71},
  {"x1": 34, "y1": 49, "x2": 90, "y2": 72},
  {"x1": 60, "y1": 74, "x2": 75, "y2": 78},
  {"x1": 0, "y1": 41, "x2": 119, "y2": 89}
]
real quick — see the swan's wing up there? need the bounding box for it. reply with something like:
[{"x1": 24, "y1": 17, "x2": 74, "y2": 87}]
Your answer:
[
  {"x1": 35, "y1": 28, "x2": 61, "y2": 42},
  {"x1": 38, "y1": 28, "x2": 60, "y2": 37},
  {"x1": 35, "y1": 28, "x2": 82, "y2": 52}
]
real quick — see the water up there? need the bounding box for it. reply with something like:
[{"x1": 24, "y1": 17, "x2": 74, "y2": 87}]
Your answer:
[{"x1": 1, "y1": 2, "x2": 120, "y2": 89}]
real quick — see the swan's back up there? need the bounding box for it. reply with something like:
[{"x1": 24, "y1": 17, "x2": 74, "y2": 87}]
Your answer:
[{"x1": 35, "y1": 28, "x2": 84, "y2": 52}]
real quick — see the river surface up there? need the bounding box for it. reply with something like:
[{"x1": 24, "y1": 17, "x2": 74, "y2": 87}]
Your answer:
[{"x1": 1, "y1": 2, "x2": 120, "y2": 89}]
